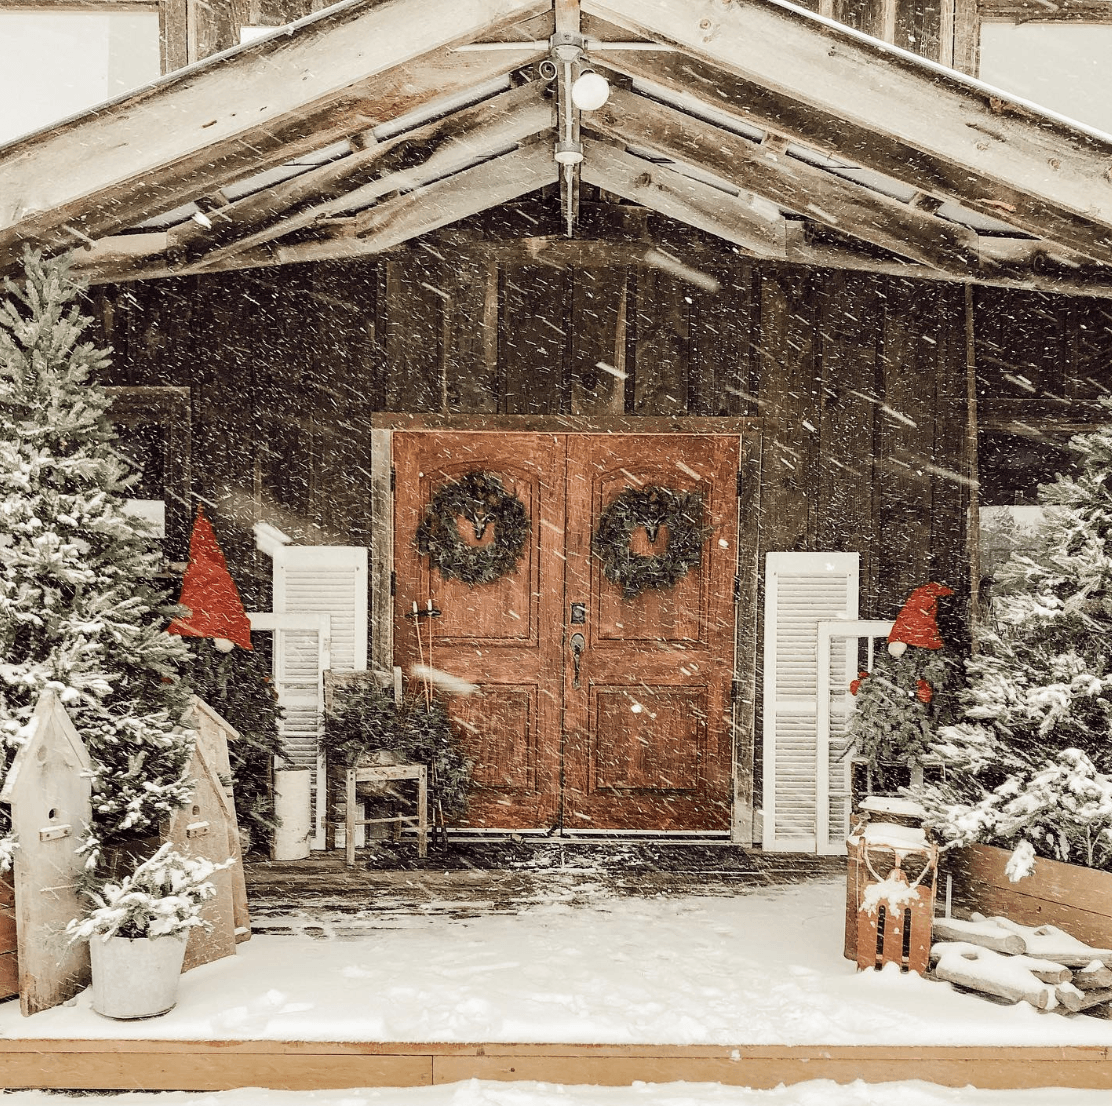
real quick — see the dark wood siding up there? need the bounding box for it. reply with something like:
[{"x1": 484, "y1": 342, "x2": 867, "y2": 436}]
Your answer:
[{"x1": 90, "y1": 241, "x2": 1112, "y2": 628}]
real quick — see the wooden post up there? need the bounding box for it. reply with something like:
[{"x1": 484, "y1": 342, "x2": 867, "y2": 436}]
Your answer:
[{"x1": 0, "y1": 690, "x2": 93, "y2": 1016}]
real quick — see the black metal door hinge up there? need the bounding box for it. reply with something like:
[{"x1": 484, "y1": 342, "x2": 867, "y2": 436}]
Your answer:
[
  {"x1": 390, "y1": 571, "x2": 396, "y2": 596},
  {"x1": 736, "y1": 471, "x2": 744, "y2": 497},
  {"x1": 390, "y1": 467, "x2": 396, "y2": 493},
  {"x1": 733, "y1": 574, "x2": 741, "y2": 603}
]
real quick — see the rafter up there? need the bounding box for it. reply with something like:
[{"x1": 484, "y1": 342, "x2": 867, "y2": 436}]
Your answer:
[
  {"x1": 78, "y1": 141, "x2": 559, "y2": 281},
  {"x1": 0, "y1": 0, "x2": 549, "y2": 266},
  {"x1": 182, "y1": 84, "x2": 554, "y2": 272},
  {"x1": 579, "y1": 139, "x2": 784, "y2": 258},
  {"x1": 583, "y1": 0, "x2": 1112, "y2": 265},
  {"x1": 584, "y1": 87, "x2": 979, "y2": 273}
]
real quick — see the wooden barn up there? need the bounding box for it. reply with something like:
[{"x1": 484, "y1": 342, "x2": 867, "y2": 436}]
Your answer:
[{"x1": 3, "y1": 0, "x2": 1112, "y2": 856}]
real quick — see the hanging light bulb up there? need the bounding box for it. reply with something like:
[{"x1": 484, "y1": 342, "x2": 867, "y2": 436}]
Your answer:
[{"x1": 571, "y1": 69, "x2": 610, "y2": 112}]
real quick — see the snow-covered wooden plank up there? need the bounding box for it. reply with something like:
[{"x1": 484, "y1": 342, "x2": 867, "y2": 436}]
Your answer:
[
  {"x1": 581, "y1": 139, "x2": 785, "y2": 259},
  {"x1": 0, "y1": 0, "x2": 549, "y2": 262},
  {"x1": 582, "y1": 0, "x2": 1112, "y2": 263},
  {"x1": 181, "y1": 83, "x2": 553, "y2": 272},
  {"x1": 0, "y1": 690, "x2": 92, "y2": 1016},
  {"x1": 981, "y1": 915, "x2": 1112, "y2": 968},
  {"x1": 591, "y1": 22, "x2": 1112, "y2": 265},
  {"x1": 930, "y1": 916, "x2": 1025, "y2": 955}
]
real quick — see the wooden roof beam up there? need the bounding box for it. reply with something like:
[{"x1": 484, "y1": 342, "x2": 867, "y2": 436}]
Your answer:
[
  {"x1": 81, "y1": 141, "x2": 559, "y2": 280},
  {"x1": 579, "y1": 139, "x2": 784, "y2": 258},
  {"x1": 0, "y1": 0, "x2": 549, "y2": 267},
  {"x1": 585, "y1": 87, "x2": 980, "y2": 274},
  {"x1": 585, "y1": 0, "x2": 1112, "y2": 264},
  {"x1": 347, "y1": 138, "x2": 557, "y2": 248},
  {"x1": 182, "y1": 85, "x2": 554, "y2": 272}
]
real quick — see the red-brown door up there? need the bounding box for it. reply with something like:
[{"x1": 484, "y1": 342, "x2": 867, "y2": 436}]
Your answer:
[{"x1": 393, "y1": 431, "x2": 739, "y2": 832}]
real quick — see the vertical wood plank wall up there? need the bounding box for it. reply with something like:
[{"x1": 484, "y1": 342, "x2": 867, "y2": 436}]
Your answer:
[{"x1": 87, "y1": 255, "x2": 1001, "y2": 626}]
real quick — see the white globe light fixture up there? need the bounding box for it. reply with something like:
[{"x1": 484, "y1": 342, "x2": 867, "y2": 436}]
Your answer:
[
  {"x1": 212, "y1": 636, "x2": 235, "y2": 653},
  {"x1": 571, "y1": 69, "x2": 610, "y2": 112}
]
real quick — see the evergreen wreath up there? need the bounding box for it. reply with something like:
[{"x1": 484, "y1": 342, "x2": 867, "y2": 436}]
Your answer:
[
  {"x1": 415, "y1": 471, "x2": 529, "y2": 587},
  {"x1": 592, "y1": 485, "x2": 712, "y2": 600}
]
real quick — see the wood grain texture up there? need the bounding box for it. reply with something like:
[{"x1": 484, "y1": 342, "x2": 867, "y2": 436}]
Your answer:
[
  {"x1": 0, "y1": 1038, "x2": 1110, "y2": 1091},
  {"x1": 944, "y1": 843, "x2": 1112, "y2": 950}
]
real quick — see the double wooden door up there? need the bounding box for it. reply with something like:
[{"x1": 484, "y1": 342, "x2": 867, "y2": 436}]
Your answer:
[{"x1": 392, "y1": 431, "x2": 740, "y2": 832}]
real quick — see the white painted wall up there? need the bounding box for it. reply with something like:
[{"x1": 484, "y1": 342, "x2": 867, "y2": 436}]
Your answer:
[
  {"x1": 0, "y1": 12, "x2": 160, "y2": 145},
  {"x1": 980, "y1": 23, "x2": 1112, "y2": 136}
]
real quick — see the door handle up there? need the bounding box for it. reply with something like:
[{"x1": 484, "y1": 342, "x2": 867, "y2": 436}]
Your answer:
[{"x1": 570, "y1": 632, "x2": 585, "y2": 690}]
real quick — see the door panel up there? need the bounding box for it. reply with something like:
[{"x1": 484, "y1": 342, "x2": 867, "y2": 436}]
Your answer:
[
  {"x1": 393, "y1": 430, "x2": 739, "y2": 832},
  {"x1": 393, "y1": 433, "x2": 564, "y2": 829},
  {"x1": 563, "y1": 435, "x2": 738, "y2": 831}
]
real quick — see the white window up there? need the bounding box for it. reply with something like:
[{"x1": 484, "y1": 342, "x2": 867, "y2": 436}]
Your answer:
[
  {"x1": 979, "y1": 23, "x2": 1112, "y2": 135},
  {"x1": 0, "y1": 11, "x2": 160, "y2": 145}
]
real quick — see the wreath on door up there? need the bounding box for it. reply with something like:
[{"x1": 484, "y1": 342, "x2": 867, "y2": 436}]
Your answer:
[
  {"x1": 592, "y1": 485, "x2": 712, "y2": 600},
  {"x1": 415, "y1": 470, "x2": 530, "y2": 586}
]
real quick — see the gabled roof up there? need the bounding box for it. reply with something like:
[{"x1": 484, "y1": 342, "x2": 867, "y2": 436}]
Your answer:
[{"x1": 3, "y1": 0, "x2": 1112, "y2": 297}]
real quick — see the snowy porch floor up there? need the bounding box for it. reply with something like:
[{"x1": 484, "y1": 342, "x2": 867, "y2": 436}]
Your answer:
[{"x1": 1, "y1": 856, "x2": 1111, "y2": 1092}]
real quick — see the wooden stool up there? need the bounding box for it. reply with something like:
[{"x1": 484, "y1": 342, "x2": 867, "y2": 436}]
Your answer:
[{"x1": 339, "y1": 764, "x2": 428, "y2": 866}]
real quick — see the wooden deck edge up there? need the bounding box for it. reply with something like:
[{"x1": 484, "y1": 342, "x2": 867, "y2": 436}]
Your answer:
[{"x1": 0, "y1": 1040, "x2": 1110, "y2": 1091}]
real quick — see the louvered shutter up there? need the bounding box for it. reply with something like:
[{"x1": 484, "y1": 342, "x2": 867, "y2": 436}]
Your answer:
[
  {"x1": 762, "y1": 552, "x2": 859, "y2": 853},
  {"x1": 271, "y1": 546, "x2": 368, "y2": 849}
]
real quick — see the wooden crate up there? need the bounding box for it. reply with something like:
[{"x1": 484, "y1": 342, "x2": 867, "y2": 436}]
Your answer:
[{"x1": 942, "y1": 843, "x2": 1112, "y2": 949}]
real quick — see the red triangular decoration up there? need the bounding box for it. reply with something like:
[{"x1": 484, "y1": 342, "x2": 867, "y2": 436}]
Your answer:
[{"x1": 168, "y1": 506, "x2": 253, "y2": 650}]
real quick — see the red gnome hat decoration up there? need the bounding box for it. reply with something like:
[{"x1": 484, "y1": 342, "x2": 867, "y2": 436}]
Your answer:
[
  {"x1": 887, "y1": 582, "x2": 953, "y2": 658},
  {"x1": 168, "y1": 506, "x2": 253, "y2": 651}
]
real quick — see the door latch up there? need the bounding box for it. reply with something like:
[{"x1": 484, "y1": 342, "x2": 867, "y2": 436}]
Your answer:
[{"x1": 570, "y1": 632, "x2": 585, "y2": 689}]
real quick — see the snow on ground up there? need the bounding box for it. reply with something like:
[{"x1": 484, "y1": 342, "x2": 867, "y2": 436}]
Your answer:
[
  {"x1": 2, "y1": 879, "x2": 1112, "y2": 1047},
  {"x1": 1, "y1": 1082, "x2": 1110, "y2": 1106}
]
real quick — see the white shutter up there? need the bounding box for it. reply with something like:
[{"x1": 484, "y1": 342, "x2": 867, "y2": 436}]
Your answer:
[
  {"x1": 270, "y1": 546, "x2": 368, "y2": 849},
  {"x1": 762, "y1": 552, "x2": 859, "y2": 853},
  {"x1": 273, "y1": 546, "x2": 368, "y2": 672}
]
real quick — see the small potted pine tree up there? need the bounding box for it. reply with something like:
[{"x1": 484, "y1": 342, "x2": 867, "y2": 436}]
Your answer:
[{"x1": 66, "y1": 843, "x2": 234, "y2": 1019}]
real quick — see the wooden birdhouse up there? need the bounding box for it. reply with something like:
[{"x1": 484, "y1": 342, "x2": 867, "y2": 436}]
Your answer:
[
  {"x1": 0, "y1": 689, "x2": 93, "y2": 1015},
  {"x1": 167, "y1": 698, "x2": 251, "y2": 971}
]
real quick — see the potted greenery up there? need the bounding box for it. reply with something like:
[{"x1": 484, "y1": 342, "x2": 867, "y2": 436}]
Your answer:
[
  {"x1": 321, "y1": 678, "x2": 472, "y2": 843},
  {"x1": 66, "y1": 842, "x2": 234, "y2": 1019}
]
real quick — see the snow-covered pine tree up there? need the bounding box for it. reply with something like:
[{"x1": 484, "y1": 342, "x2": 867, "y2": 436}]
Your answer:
[
  {"x1": 188, "y1": 644, "x2": 285, "y2": 854},
  {"x1": 917, "y1": 414, "x2": 1112, "y2": 875},
  {"x1": 0, "y1": 251, "x2": 195, "y2": 862}
]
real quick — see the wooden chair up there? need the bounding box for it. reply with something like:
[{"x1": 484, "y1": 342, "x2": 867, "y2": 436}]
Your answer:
[
  {"x1": 339, "y1": 763, "x2": 428, "y2": 866},
  {"x1": 323, "y1": 671, "x2": 428, "y2": 865}
]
